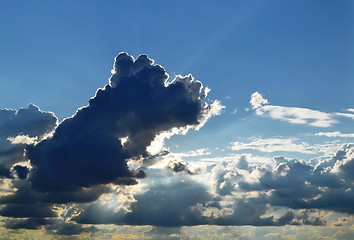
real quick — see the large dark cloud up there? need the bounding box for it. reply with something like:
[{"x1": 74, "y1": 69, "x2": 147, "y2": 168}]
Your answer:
[
  {"x1": 0, "y1": 53, "x2": 221, "y2": 234},
  {"x1": 26, "y1": 52, "x2": 216, "y2": 193}
]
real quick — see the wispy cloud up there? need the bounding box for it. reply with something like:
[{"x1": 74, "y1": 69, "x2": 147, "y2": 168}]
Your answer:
[
  {"x1": 231, "y1": 137, "x2": 316, "y2": 154},
  {"x1": 334, "y1": 112, "x2": 354, "y2": 120},
  {"x1": 250, "y1": 92, "x2": 354, "y2": 127},
  {"x1": 315, "y1": 131, "x2": 354, "y2": 138}
]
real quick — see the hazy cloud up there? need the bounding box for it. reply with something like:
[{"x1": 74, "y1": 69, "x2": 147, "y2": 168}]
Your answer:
[
  {"x1": 316, "y1": 131, "x2": 354, "y2": 138},
  {"x1": 231, "y1": 137, "x2": 316, "y2": 154}
]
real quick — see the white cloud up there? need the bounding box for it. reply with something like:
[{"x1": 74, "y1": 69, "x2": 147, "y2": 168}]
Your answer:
[
  {"x1": 347, "y1": 108, "x2": 354, "y2": 113},
  {"x1": 201, "y1": 153, "x2": 272, "y2": 164},
  {"x1": 250, "y1": 92, "x2": 344, "y2": 127},
  {"x1": 231, "y1": 137, "x2": 317, "y2": 154},
  {"x1": 250, "y1": 92, "x2": 268, "y2": 109},
  {"x1": 7, "y1": 134, "x2": 38, "y2": 145},
  {"x1": 173, "y1": 148, "x2": 211, "y2": 158},
  {"x1": 315, "y1": 131, "x2": 354, "y2": 138}
]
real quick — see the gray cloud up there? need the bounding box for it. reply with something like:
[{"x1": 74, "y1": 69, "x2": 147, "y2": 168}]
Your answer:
[
  {"x1": 74, "y1": 178, "x2": 212, "y2": 227},
  {"x1": 167, "y1": 160, "x2": 199, "y2": 175},
  {"x1": 0, "y1": 104, "x2": 57, "y2": 170}
]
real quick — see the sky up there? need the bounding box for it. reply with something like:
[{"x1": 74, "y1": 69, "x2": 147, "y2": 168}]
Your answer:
[{"x1": 0, "y1": 0, "x2": 353, "y2": 239}]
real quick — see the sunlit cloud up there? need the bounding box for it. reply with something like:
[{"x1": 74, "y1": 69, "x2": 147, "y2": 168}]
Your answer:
[{"x1": 250, "y1": 92, "x2": 341, "y2": 127}]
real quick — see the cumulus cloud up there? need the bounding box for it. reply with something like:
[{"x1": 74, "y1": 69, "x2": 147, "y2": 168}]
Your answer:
[
  {"x1": 0, "y1": 53, "x2": 222, "y2": 233},
  {"x1": 233, "y1": 144, "x2": 354, "y2": 214},
  {"x1": 25, "y1": 52, "x2": 222, "y2": 193},
  {"x1": 250, "y1": 92, "x2": 337, "y2": 127},
  {"x1": 203, "y1": 144, "x2": 354, "y2": 226}
]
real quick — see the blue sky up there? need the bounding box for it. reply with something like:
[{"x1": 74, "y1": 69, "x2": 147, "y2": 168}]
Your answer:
[{"x1": 0, "y1": 1, "x2": 353, "y2": 239}]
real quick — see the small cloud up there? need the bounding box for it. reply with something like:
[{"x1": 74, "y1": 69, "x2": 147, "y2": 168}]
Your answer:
[
  {"x1": 7, "y1": 135, "x2": 38, "y2": 145},
  {"x1": 250, "y1": 92, "x2": 268, "y2": 109},
  {"x1": 167, "y1": 160, "x2": 197, "y2": 175}
]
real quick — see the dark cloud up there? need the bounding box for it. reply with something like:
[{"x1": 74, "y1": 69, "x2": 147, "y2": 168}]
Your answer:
[
  {"x1": 0, "y1": 164, "x2": 12, "y2": 178},
  {"x1": 4, "y1": 218, "x2": 57, "y2": 230},
  {"x1": 0, "y1": 104, "x2": 57, "y2": 139},
  {"x1": 0, "y1": 203, "x2": 57, "y2": 218},
  {"x1": 123, "y1": 179, "x2": 211, "y2": 227},
  {"x1": 27, "y1": 52, "x2": 217, "y2": 193},
  {"x1": 167, "y1": 160, "x2": 198, "y2": 175},
  {"x1": 0, "y1": 104, "x2": 57, "y2": 173},
  {"x1": 73, "y1": 178, "x2": 212, "y2": 227},
  {"x1": 0, "y1": 53, "x2": 223, "y2": 235},
  {"x1": 12, "y1": 165, "x2": 29, "y2": 179},
  {"x1": 0, "y1": 180, "x2": 110, "y2": 206},
  {"x1": 145, "y1": 227, "x2": 182, "y2": 240},
  {"x1": 46, "y1": 222, "x2": 99, "y2": 236},
  {"x1": 213, "y1": 199, "x2": 277, "y2": 226}
]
